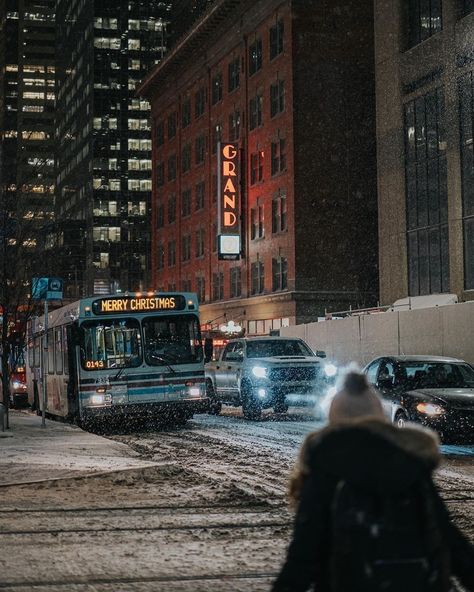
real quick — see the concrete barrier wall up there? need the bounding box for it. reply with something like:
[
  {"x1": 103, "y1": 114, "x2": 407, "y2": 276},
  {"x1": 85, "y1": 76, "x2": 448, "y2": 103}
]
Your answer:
[{"x1": 281, "y1": 301, "x2": 474, "y2": 366}]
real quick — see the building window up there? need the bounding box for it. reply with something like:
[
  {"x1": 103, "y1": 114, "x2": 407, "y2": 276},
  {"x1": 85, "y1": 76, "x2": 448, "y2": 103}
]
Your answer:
[
  {"x1": 182, "y1": 234, "x2": 191, "y2": 262},
  {"x1": 196, "y1": 228, "x2": 205, "y2": 257},
  {"x1": 460, "y1": 71, "x2": 474, "y2": 288},
  {"x1": 228, "y1": 57, "x2": 240, "y2": 92},
  {"x1": 404, "y1": 87, "x2": 449, "y2": 295},
  {"x1": 249, "y1": 94, "x2": 263, "y2": 130},
  {"x1": 270, "y1": 20, "x2": 284, "y2": 60},
  {"x1": 270, "y1": 79, "x2": 285, "y2": 117},
  {"x1": 212, "y1": 72, "x2": 223, "y2": 104},
  {"x1": 168, "y1": 194, "x2": 176, "y2": 224},
  {"x1": 212, "y1": 272, "x2": 224, "y2": 300},
  {"x1": 230, "y1": 267, "x2": 242, "y2": 298},
  {"x1": 168, "y1": 240, "x2": 176, "y2": 267},
  {"x1": 168, "y1": 154, "x2": 176, "y2": 181},
  {"x1": 182, "y1": 98, "x2": 191, "y2": 127},
  {"x1": 195, "y1": 181, "x2": 205, "y2": 210},
  {"x1": 196, "y1": 276, "x2": 206, "y2": 303},
  {"x1": 272, "y1": 192, "x2": 287, "y2": 233},
  {"x1": 249, "y1": 38, "x2": 263, "y2": 76},
  {"x1": 182, "y1": 144, "x2": 191, "y2": 173},
  {"x1": 156, "y1": 121, "x2": 164, "y2": 146},
  {"x1": 195, "y1": 135, "x2": 206, "y2": 165},
  {"x1": 251, "y1": 204, "x2": 265, "y2": 240},
  {"x1": 157, "y1": 202, "x2": 164, "y2": 228},
  {"x1": 407, "y1": 0, "x2": 442, "y2": 48},
  {"x1": 229, "y1": 110, "x2": 240, "y2": 142},
  {"x1": 168, "y1": 112, "x2": 177, "y2": 139},
  {"x1": 272, "y1": 256, "x2": 288, "y2": 291},
  {"x1": 182, "y1": 188, "x2": 192, "y2": 217},
  {"x1": 251, "y1": 260, "x2": 265, "y2": 295},
  {"x1": 271, "y1": 137, "x2": 286, "y2": 175},
  {"x1": 156, "y1": 162, "x2": 164, "y2": 186},
  {"x1": 250, "y1": 150, "x2": 264, "y2": 185},
  {"x1": 182, "y1": 278, "x2": 192, "y2": 292},
  {"x1": 195, "y1": 87, "x2": 205, "y2": 118},
  {"x1": 212, "y1": 123, "x2": 222, "y2": 155},
  {"x1": 157, "y1": 244, "x2": 165, "y2": 270}
]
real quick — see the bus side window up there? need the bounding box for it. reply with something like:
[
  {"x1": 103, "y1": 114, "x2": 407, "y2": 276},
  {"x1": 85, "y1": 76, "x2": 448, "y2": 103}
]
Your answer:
[
  {"x1": 63, "y1": 325, "x2": 69, "y2": 376},
  {"x1": 55, "y1": 327, "x2": 63, "y2": 375},
  {"x1": 48, "y1": 329, "x2": 54, "y2": 374}
]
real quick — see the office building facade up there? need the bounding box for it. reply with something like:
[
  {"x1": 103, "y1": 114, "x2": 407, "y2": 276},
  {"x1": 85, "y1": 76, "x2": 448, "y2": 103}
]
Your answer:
[
  {"x1": 0, "y1": 0, "x2": 56, "y2": 264},
  {"x1": 55, "y1": 0, "x2": 168, "y2": 296},
  {"x1": 375, "y1": 0, "x2": 474, "y2": 304}
]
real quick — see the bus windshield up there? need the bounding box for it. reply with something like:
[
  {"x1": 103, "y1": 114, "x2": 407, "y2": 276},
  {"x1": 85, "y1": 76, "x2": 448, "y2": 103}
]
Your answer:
[
  {"x1": 142, "y1": 314, "x2": 203, "y2": 366},
  {"x1": 80, "y1": 319, "x2": 142, "y2": 370}
]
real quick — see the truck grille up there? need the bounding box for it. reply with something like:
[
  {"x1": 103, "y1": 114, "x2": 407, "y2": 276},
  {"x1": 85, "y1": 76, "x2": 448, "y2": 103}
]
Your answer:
[{"x1": 270, "y1": 367, "x2": 318, "y2": 382}]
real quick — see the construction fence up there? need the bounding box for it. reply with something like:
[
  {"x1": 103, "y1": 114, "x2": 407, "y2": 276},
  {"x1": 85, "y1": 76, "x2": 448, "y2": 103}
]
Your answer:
[{"x1": 281, "y1": 301, "x2": 474, "y2": 367}]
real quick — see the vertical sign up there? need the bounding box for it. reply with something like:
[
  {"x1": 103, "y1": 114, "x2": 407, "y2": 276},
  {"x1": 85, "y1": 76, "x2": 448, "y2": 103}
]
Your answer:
[{"x1": 217, "y1": 142, "x2": 241, "y2": 260}]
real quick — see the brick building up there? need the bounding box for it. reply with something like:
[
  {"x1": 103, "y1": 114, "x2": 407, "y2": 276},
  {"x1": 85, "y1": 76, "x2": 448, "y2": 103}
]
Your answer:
[{"x1": 139, "y1": 0, "x2": 378, "y2": 335}]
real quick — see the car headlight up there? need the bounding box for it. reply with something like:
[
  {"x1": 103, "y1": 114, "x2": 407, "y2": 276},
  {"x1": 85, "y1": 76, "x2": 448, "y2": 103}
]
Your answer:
[
  {"x1": 324, "y1": 364, "x2": 338, "y2": 377},
  {"x1": 12, "y1": 381, "x2": 22, "y2": 390},
  {"x1": 252, "y1": 366, "x2": 268, "y2": 378},
  {"x1": 416, "y1": 402, "x2": 445, "y2": 416}
]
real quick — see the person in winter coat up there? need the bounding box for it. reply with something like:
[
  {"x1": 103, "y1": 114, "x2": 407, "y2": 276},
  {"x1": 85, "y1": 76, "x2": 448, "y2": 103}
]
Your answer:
[{"x1": 272, "y1": 371, "x2": 474, "y2": 592}]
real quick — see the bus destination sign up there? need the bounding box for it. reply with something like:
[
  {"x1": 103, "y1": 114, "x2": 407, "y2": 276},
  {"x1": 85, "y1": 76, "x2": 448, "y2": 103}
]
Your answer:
[{"x1": 92, "y1": 295, "x2": 187, "y2": 315}]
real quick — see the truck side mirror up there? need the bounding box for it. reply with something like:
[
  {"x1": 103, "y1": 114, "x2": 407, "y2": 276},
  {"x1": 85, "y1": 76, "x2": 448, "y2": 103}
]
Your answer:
[
  {"x1": 316, "y1": 350, "x2": 326, "y2": 359},
  {"x1": 204, "y1": 338, "x2": 213, "y2": 363}
]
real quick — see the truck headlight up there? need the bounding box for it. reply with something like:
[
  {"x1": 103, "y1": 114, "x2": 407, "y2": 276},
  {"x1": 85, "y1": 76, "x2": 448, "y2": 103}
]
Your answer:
[
  {"x1": 416, "y1": 402, "x2": 445, "y2": 416},
  {"x1": 324, "y1": 364, "x2": 338, "y2": 377},
  {"x1": 252, "y1": 366, "x2": 268, "y2": 378}
]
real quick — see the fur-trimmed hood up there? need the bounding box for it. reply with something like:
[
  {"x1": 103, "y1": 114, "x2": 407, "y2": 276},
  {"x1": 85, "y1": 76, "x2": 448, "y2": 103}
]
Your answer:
[{"x1": 289, "y1": 417, "x2": 440, "y2": 503}]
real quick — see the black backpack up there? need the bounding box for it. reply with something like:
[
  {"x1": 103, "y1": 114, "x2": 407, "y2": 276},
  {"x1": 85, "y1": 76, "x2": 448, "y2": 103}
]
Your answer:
[{"x1": 329, "y1": 478, "x2": 451, "y2": 592}]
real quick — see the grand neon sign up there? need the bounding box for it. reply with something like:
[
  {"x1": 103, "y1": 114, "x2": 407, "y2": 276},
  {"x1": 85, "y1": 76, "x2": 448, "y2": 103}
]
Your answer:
[{"x1": 218, "y1": 142, "x2": 241, "y2": 260}]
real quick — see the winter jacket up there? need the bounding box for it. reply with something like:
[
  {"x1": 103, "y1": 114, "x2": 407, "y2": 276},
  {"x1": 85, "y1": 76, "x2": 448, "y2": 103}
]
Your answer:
[{"x1": 272, "y1": 417, "x2": 474, "y2": 592}]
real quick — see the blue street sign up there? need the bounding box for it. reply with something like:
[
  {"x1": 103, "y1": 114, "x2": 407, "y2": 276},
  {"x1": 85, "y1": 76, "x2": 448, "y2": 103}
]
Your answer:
[{"x1": 32, "y1": 277, "x2": 63, "y2": 301}]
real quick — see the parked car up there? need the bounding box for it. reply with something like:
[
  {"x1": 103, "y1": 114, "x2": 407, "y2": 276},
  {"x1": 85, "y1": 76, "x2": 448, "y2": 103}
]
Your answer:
[
  {"x1": 363, "y1": 355, "x2": 474, "y2": 441},
  {"x1": 205, "y1": 336, "x2": 329, "y2": 419}
]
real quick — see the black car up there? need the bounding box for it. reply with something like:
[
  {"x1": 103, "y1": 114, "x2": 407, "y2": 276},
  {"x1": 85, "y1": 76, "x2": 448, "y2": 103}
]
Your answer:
[{"x1": 364, "y1": 355, "x2": 474, "y2": 441}]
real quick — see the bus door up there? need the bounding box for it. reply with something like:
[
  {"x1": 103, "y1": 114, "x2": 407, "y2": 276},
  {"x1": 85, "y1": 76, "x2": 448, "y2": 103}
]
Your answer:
[{"x1": 79, "y1": 319, "x2": 141, "y2": 406}]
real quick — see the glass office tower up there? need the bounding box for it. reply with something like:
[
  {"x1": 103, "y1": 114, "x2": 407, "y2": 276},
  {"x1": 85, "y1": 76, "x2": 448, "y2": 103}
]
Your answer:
[{"x1": 55, "y1": 0, "x2": 169, "y2": 296}]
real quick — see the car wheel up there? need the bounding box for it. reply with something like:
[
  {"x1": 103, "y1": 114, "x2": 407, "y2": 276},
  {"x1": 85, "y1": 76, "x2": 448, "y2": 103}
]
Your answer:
[
  {"x1": 395, "y1": 410, "x2": 409, "y2": 429},
  {"x1": 241, "y1": 382, "x2": 262, "y2": 420},
  {"x1": 274, "y1": 401, "x2": 288, "y2": 414},
  {"x1": 206, "y1": 380, "x2": 222, "y2": 415}
]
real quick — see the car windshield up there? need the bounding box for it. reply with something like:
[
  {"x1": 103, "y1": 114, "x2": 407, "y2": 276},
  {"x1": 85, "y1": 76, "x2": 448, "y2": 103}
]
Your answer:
[
  {"x1": 142, "y1": 314, "x2": 203, "y2": 366},
  {"x1": 397, "y1": 361, "x2": 474, "y2": 389},
  {"x1": 246, "y1": 339, "x2": 313, "y2": 358}
]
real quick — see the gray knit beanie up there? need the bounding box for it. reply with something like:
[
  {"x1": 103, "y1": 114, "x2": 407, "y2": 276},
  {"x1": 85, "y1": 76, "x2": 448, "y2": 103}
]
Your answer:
[{"x1": 328, "y1": 370, "x2": 385, "y2": 423}]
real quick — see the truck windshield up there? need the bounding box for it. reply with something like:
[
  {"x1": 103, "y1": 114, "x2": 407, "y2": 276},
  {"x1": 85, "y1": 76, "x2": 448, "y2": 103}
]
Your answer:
[
  {"x1": 246, "y1": 340, "x2": 313, "y2": 358},
  {"x1": 80, "y1": 319, "x2": 142, "y2": 370},
  {"x1": 142, "y1": 314, "x2": 203, "y2": 366}
]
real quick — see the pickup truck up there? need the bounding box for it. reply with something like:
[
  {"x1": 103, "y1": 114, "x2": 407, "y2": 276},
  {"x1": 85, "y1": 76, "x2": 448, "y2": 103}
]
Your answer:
[{"x1": 205, "y1": 336, "x2": 329, "y2": 419}]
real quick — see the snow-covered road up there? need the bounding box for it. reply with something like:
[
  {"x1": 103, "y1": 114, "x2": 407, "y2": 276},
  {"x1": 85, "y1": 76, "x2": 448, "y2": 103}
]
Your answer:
[{"x1": 0, "y1": 407, "x2": 472, "y2": 591}]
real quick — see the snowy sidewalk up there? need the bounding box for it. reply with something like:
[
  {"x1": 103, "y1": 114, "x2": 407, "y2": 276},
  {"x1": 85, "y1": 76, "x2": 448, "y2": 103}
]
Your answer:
[{"x1": 0, "y1": 411, "x2": 157, "y2": 486}]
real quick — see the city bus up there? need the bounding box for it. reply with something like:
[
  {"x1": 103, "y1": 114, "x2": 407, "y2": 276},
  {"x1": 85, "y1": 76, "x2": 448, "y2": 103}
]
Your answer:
[{"x1": 25, "y1": 292, "x2": 208, "y2": 426}]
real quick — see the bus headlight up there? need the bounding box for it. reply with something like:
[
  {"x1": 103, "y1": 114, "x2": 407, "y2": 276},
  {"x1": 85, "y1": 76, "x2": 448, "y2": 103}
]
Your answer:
[
  {"x1": 252, "y1": 366, "x2": 268, "y2": 378},
  {"x1": 189, "y1": 387, "x2": 201, "y2": 397},
  {"x1": 91, "y1": 394, "x2": 105, "y2": 405}
]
